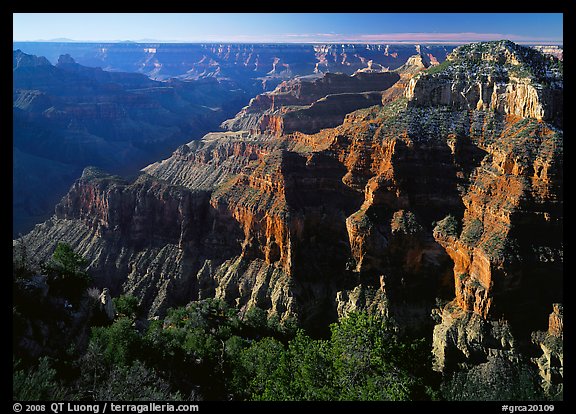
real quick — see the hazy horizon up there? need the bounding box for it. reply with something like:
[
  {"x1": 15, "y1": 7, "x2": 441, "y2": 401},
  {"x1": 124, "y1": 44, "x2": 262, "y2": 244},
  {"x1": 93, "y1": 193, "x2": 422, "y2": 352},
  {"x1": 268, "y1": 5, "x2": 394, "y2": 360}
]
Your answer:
[
  {"x1": 12, "y1": 40, "x2": 564, "y2": 46},
  {"x1": 13, "y1": 13, "x2": 563, "y2": 45}
]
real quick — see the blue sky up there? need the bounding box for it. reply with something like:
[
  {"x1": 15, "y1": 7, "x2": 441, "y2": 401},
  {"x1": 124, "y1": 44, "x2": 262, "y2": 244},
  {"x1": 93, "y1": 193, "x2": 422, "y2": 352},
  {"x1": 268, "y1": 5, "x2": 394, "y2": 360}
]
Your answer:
[{"x1": 13, "y1": 13, "x2": 563, "y2": 44}]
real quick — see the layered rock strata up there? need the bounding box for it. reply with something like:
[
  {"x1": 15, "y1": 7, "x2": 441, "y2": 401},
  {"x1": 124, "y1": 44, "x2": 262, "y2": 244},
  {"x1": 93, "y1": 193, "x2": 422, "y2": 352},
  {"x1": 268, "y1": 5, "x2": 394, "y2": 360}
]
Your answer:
[
  {"x1": 222, "y1": 54, "x2": 435, "y2": 137},
  {"x1": 405, "y1": 40, "x2": 563, "y2": 127},
  {"x1": 222, "y1": 71, "x2": 401, "y2": 135},
  {"x1": 17, "y1": 41, "x2": 562, "y2": 396},
  {"x1": 13, "y1": 42, "x2": 453, "y2": 82}
]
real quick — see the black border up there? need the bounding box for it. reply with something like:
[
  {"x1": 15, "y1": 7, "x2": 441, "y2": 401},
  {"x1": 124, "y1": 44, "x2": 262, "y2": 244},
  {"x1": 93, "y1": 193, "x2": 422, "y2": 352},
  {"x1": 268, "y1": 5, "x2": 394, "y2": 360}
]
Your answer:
[{"x1": 7, "y1": 2, "x2": 570, "y2": 411}]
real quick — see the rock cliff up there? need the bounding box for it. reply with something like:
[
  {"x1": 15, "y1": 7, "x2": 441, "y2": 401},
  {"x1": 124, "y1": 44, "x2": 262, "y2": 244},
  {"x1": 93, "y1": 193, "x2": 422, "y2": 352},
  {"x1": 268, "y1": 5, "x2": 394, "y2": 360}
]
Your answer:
[
  {"x1": 13, "y1": 50, "x2": 248, "y2": 236},
  {"x1": 405, "y1": 40, "x2": 563, "y2": 127},
  {"x1": 17, "y1": 40, "x2": 562, "y2": 398},
  {"x1": 13, "y1": 42, "x2": 453, "y2": 82},
  {"x1": 221, "y1": 53, "x2": 434, "y2": 137},
  {"x1": 222, "y1": 71, "x2": 401, "y2": 135}
]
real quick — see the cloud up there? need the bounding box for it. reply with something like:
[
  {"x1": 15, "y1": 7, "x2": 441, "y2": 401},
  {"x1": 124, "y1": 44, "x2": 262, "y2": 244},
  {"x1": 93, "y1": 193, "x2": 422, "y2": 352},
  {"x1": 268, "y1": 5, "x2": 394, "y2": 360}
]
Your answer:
[
  {"x1": 347, "y1": 32, "x2": 562, "y2": 44},
  {"x1": 190, "y1": 32, "x2": 561, "y2": 45},
  {"x1": 356, "y1": 32, "x2": 520, "y2": 41}
]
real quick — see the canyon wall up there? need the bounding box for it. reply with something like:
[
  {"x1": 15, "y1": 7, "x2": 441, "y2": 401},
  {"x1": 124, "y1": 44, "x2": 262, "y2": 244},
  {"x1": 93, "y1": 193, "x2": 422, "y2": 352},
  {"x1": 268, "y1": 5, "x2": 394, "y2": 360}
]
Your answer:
[
  {"x1": 13, "y1": 50, "x2": 248, "y2": 237},
  {"x1": 13, "y1": 42, "x2": 454, "y2": 81}
]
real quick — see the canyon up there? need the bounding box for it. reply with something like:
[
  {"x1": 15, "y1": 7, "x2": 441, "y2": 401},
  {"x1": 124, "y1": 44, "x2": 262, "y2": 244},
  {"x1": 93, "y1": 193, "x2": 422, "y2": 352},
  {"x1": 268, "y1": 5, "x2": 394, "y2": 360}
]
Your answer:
[
  {"x1": 13, "y1": 43, "x2": 452, "y2": 237},
  {"x1": 13, "y1": 50, "x2": 250, "y2": 237},
  {"x1": 13, "y1": 42, "x2": 455, "y2": 82},
  {"x1": 15, "y1": 40, "x2": 563, "y2": 399}
]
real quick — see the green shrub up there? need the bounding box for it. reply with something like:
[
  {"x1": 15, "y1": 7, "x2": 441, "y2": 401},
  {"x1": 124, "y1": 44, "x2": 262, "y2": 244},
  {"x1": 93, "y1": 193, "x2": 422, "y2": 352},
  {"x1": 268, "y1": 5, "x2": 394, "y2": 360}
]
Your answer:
[
  {"x1": 231, "y1": 311, "x2": 434, "y2": 401},
  {"x1": 481, "y1": 232, "x2": 507, "y2": 260},
  {"x1": 15, "y1": 293, "x2": 441, "y2": 401},
  {"x1": 13, "y1": 357, "x2": 67, "y2": 400},
  {"x1": 426, "y1": 60, "x2": 452, "y2": 75},
  {"x1": 460, "y1": 219, "x2": 484, "y2": 246},
  {"x1": 330, "y1": 312, "x2": 416, "y2": 400},
  {"x1": 434, "y1": 215, "x2": 460, "y2": 238},
  {"x1": 42, "y1": 243, "x2": 91, "y2": 302},
  {"x1": 93, "y1": 360, "x2": 182, "y2": 401},
  {"x1": 114, "y1": 295, "x2": 140, "y2": 319},
  {"x1": 233, "y1": 336, "x2": 288, "y2": 400},
  {"x1": 90, "y1": 317, "x2": 141, "y2": 366},
  {"x1": 243, "y1": 307, "x2": 268, "y2": 331},
  {"x1": 13, "y1": 238, "x2": 34, "y2": 281}
]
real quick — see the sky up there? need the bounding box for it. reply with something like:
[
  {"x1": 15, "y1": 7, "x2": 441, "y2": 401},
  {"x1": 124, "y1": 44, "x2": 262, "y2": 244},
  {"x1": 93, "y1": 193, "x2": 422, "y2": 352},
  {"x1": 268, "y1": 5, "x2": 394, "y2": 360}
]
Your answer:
[{"x1": 13, "y1": 13, "x2": 563, "y2": 44}]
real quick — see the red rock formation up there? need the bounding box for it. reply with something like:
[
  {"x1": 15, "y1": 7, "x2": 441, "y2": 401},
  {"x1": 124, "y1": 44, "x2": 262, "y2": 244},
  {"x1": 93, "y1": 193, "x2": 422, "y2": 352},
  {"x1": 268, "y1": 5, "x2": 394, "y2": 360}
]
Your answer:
[
  {"x1": 548, "y1": 304, "x2": 563, "y2": 338},
  {"x1": 210, "y1": 150, "x2": 291, "y2": 269},
  {"x1": 222, "y1": 72, "x2": 401, "y2": 135},
  {"x1": 54, "y1": 167, "x2": 212, "y2": 249}
]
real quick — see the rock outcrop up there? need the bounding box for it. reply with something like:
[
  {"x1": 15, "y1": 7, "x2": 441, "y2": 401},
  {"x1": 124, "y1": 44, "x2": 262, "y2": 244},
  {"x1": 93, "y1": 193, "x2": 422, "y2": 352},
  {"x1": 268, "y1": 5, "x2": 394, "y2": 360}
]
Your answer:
[
  {"x1": 222, "y1": 72, "x2": 401, "y2": 135},
  {"x1": 221, "y1": 52, "x2": 434, "y2": 137},
  {"x1": 99, "y1": 288, "x2": 116, "y2": 321},
  {"x1": 422, "y1": 41, "x2": 563, "y2": 398},
  {"x1": 405, "y1": 40, "x2": 563, "y2": 127},
  {"x1": 531, "y1": 304, "x2": 563, "y2": 397}
]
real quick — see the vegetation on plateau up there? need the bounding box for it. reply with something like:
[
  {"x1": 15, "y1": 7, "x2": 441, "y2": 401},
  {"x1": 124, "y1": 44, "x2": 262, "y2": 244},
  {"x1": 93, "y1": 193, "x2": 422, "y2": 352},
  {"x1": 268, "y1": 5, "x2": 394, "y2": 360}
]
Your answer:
[{"x1": 13, "y1": 243, "x2": 439, "y2": 401}]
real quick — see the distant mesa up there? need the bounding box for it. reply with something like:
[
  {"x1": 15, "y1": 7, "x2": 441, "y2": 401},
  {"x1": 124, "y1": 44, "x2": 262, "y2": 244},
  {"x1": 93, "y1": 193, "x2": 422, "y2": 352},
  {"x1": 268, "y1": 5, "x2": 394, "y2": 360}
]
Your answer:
[
  {"x1": 12, "y1": 41, "x2": 455, "y2": 81},
  {"x1": 48, "y1": 38, "x2": 77, "y2": 42},
  {"x1": 57, "y1": 53, "x2": 77, "y2": 65}
]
